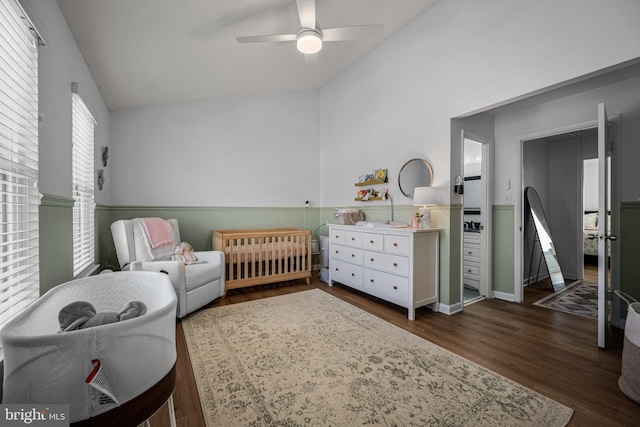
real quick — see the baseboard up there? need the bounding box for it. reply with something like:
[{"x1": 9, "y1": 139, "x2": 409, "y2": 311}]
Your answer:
[
  {"x1": 493, "y1": 291, "x2": 516, "y2": 302},
  {"x1": 438, "y1": 301, "x2": 463, "y2": 315}
]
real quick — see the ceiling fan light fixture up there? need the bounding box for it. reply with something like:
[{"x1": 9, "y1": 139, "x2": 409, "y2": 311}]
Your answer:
[{"x1": 297, "y1": 29, "x2": 322, "y2": 54}]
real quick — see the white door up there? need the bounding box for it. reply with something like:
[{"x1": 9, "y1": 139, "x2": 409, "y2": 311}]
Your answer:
[{"x1": 597, "y1": 103, "x2": 613, "y2": 348}]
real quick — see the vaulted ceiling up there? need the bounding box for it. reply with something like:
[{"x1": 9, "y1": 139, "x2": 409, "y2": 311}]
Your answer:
[{"x1": 57, "y1": 0, "x2": 439, "y2": 111}]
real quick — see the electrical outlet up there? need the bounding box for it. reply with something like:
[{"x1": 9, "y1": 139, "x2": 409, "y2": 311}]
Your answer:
[{"x1": 504, "y1": 179, "x2": 510, "y2": 190}]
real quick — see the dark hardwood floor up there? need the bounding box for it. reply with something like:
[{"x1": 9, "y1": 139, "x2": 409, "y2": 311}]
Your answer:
[{"x1": 150, "y1": 264, "x2": 640, "y2": 426}]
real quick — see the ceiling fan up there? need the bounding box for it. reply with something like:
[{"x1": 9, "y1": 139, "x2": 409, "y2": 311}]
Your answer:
[{"x1": 236, "y1": 0, "x2": 384, "y2": 55}]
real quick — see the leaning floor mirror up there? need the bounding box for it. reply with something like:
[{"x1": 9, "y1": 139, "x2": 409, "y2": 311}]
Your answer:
[{"x1": 524, "y1": 186, "x2": 566, "y2": 292}]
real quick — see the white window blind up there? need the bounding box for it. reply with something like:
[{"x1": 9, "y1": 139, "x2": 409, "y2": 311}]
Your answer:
[
  {"x1": 0, "y1": 0, "x2": 40, "y2": 327},
  {"x1": 72, "y1": 86, "x2": 95, "y2": 277}
]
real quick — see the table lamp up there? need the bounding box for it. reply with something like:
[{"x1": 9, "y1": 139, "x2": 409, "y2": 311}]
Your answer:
[{"x1": 413, "y1": 186, "x2": 436, "y2": 228}]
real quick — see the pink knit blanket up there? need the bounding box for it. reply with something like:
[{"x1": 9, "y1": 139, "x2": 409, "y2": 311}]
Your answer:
[{"x1": 140, "y1": 218, "x2": 173, "y2": 248}]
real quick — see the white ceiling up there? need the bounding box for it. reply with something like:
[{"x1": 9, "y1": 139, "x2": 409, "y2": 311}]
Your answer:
[{"x1": 56, "y1": 0, "x2": 438, "y2": 112}]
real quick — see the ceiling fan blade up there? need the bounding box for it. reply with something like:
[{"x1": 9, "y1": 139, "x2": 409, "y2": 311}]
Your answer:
[
  {"x1": 322, "y1": 25, "x2": 384, "y2": 41},
  {"x1": 296, "y1": 0, "x2": 316, "y2": 29},
  {"x1": 236, "y1": 34, "x2": 297, "y2": 43}
]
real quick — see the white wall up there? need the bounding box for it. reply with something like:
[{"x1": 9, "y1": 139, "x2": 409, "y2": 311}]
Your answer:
[
  {"x1": 494, "y1": 74, "x2": 640, "y2": 208},
  {"x1": 22, "y1": 0, "x2": 110, "y2": 204},
  {"x1": 319, "y1": 0, "x2": 640, "y2": 208},
  {"x1": 109, "y1": 90, "x2": 320, "y2": 206}
]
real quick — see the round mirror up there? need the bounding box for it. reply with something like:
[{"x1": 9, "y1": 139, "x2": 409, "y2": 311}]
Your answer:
[{"x1": 398, "y1": 158, "x2": 433, "y2": 198}]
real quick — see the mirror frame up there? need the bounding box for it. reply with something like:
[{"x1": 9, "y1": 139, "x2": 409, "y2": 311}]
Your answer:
[
  {"x1": 525, "y1": 186, "x2": 566, "y2": 292},
  {"x1": 398, "y1": 158, "x2": 434, "y2": 198}
]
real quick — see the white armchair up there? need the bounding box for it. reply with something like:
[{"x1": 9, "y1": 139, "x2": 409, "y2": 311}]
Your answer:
[{"x1": 111, "y1": 218, "x2": 225, "y2": 318}]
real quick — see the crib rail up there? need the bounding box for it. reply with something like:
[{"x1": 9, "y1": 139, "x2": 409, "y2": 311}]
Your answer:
[{"x1": 212, "y1": 228, "x2": 312, "y2": 291}]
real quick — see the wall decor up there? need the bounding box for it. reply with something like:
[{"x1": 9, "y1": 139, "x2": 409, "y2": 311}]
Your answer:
[
  {"x1": 102, "y1": 146, "x2": 109, "y2": 167},
  {"x1": 98, "y1": 169, "x2": 105, "y2": 190},
  {"x1": 398, "y1": 159, "x2": 433, "y2": 198}
]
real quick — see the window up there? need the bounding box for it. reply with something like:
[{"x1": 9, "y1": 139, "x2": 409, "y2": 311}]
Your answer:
[
  {"x1": 72, "y1": 85, "x2": 96, "y2": 277},
  {"x1": 0, "y1": 0, "x2": 40, "y2": 328}
]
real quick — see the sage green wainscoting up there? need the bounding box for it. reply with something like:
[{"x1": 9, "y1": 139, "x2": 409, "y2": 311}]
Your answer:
[
  {"x1": 99, "y1": 205, "x2": 424, "y2": 269},
  {"x1": 99, "y1": 206, "x2": 323, "y2": 269},
  {"x1": 492, "y1": 205, "x2": 515, "y2": 296},
  {"x1": 95, "y1": 204, "x2": 113, "y2": 270},
  {"x1": 620, "y1": 201, "x2": 640, "y2": 302},
  {"x1": 439, "y1": 204, "x2": 459, "y2": 309},
  {"x1": 39, "y1": 194, "x2": 74, "y2": 294},
  {"x1": 97, "y1": 204, "x2": 457, "y2": 313}
]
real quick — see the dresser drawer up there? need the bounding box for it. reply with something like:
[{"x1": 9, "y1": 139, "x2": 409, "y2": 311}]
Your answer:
[
  {"x1": 384, "y1": 234, "x2": 409, "y2": 255},
  {"x1": 463, "y1": 232, "x2": 481, "y2": 246},
  {"x1": 331, "y1": 229, "x2": 346, "y2": 245},
  {"x1": 463, "y1": 246, "x2": 481, "y2": 259},
  {"x1": 331, "y1": 259, "x2": 363, "y2": 288},
  {"x1": 363, "y1": 250, "x2": 409, "y2": 277},
  {"x1": 363, "y1": 232, "x2": 384, "y2": 251},
  {"x1": 464, "y1": 276, "x2": 480, "y2": 289},
  {"x1": 331, "y1": 244, "x2": 363, "y2": 264},
  {"x1": 345, "y1": 231, "x2": 363, "y2": 247},
  {"x1": 463, "y1": 263, "x2": 480, "y2": 277},
  {"x1": 364, "y1": 269, "x2": 409, "y2": 304}
]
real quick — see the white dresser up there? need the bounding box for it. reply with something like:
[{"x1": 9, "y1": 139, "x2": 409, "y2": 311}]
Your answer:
[
  {"x1": 329, "y1": 224, "x2": 440, "y2": 320},
  {"x1": 463, "y1": 231, "x2": 481, "y2": 290}
]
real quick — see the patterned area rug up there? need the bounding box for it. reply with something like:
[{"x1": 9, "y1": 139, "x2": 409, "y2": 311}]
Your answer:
[
  {"x1": 182, "y1": 289, "x2": 573, "y2": 426},
  {"x1": 533, "y1": 280, "x2": 598, "y2": 319}
]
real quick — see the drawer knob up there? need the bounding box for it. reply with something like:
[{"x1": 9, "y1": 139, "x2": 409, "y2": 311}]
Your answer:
[
  {"x1": 370, "y1": 240, "x2": 375, "y2": 244},
  {"x1": 351, "y1": 273, "x2": 355, "y2": 277},
  {"x1": 393, "y1": 285, "x2": 398, "y2": 290},
  {"x1": 393, "y1": 263, "x2": 398, "y2": 267},
  {"x1": 393, "y1": 243, "x2": 398, "y2": 247},
  {"x1": 370, "y1": 279, "x2": 374, "y2": 283},
  {"x1": 370, "y1": 258, "x2": 375, "y2": 262},
  {"x1": 335, "y1": 268, "x2": 339, "y2": 271},
  {"x1": 335, "y1": 235, "x2": 339, "y2": 239},
  {"x1": 335, "y1": 250, "x2": 339, "y2": 253},
  {"x1": 351, "y1": 237, "x2": 355, "y2": 241},
  {"x1": 351, "y1": 254, "x2": 355, "y2": 257}
]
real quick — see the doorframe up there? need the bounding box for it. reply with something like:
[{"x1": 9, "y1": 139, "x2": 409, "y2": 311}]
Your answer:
[
  {"x1": 461, "y1": 130, "x2": 492, "y2": 306},
  {"x1": 514, "y1": 115, "x2": 620, "y2": 322},
  {"x1": 514, "y1": 119, "x2": 597, "y2": 303}
]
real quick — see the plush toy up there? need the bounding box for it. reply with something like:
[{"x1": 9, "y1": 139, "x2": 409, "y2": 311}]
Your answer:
[
  {"x1": 172, "y1": 242, "x2": 199, "y2": 264},
  {"x1": 58, "y1": 300, "x2": 147, "y2": 332}
]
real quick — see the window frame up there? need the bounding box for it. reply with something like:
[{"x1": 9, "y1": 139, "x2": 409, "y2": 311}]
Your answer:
[
  {"x1": 0, "y1": 0, "x2": 41, "y2": 332},
  {"x1": 71, "y1": 86, "x2": 96, "y2": 278}
]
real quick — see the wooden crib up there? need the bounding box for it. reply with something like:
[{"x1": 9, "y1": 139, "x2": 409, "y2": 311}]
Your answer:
[{"x1": 212, "y1": 228, "x2": 312, "y2": 293}]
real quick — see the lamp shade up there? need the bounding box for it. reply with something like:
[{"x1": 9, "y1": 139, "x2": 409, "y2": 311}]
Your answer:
[{"x1": 413, "y1": 186, "x2": 436, "y2": 206}]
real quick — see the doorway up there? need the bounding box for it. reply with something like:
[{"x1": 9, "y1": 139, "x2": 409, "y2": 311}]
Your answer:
[{"x1": 521, "y1": 128, "x2": 598, "y2": 297}]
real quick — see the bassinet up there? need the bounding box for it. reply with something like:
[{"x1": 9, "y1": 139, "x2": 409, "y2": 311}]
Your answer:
[{"x1": 1, "y1": 272, "x2": 177, "y2": 424}]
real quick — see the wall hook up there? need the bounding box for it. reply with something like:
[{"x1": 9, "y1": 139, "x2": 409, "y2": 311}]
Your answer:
[{"x1": 98, "y1": 169, "x2": 105, "y2": 190}]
